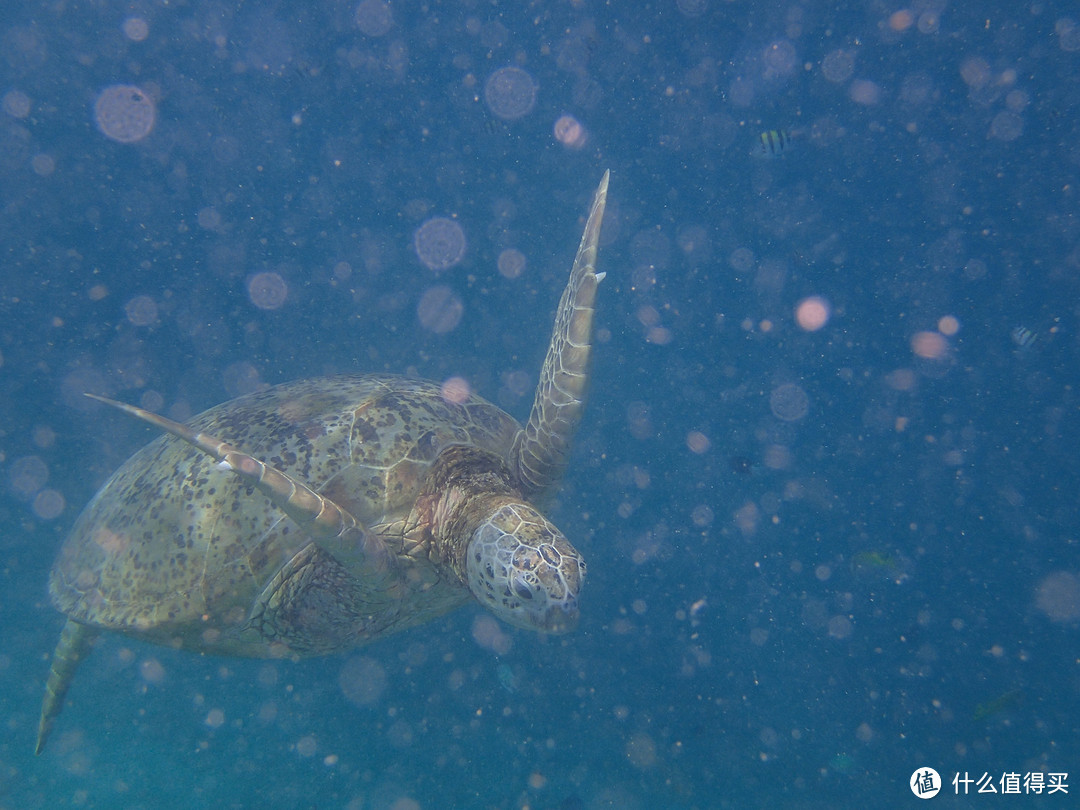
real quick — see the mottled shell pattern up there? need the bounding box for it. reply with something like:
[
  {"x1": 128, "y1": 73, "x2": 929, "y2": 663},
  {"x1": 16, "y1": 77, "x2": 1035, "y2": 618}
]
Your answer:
[{"x1": 50, "y1": 375, "x2": 521, "y2": 657}]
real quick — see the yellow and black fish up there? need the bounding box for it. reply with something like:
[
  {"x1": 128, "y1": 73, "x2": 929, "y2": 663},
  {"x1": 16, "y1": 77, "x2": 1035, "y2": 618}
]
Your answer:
[
  {"x1": 973, "y1": 689, "x2": 1023, "y2": 722},
  {"x1": 1010, "y1": 325, "x2": 1036, "y2": 350},
  {"x1": 754, "y1": 128, "x2": 795, "y2": 157}
]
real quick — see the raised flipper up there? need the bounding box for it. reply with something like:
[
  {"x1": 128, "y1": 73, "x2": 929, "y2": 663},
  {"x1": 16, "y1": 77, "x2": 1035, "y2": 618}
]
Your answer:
[
  {"x1": 36, "y1": 618, "x2": 98, "y2": 755},
  {"x1": 513, "y1": 170, "x2": 609, "y2": 498},
  {"x1": 83, "y1": 394, "x2": 396, "y2": 583}
]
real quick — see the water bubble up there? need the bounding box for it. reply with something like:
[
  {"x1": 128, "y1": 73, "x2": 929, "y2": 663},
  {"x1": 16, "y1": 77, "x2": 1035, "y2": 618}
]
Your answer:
[
  {"x1": 295, "y1": 735, "x2": 318, "y2": 757},
  {"x1": 94, "y1": 84, "x2": 155, "y2": 144},
  {"x1": 676, "y1": 0, "x2": 708, "y2": 18},
  {"x1": 795, "y1": 296, "x2": 830, "y2": 331},
  {"x1": 140, "y1": 658, "x2": 166, "y2": 684},
  {"x1": 1057, "y1": 18, "x2": 1080, "y2": 52},
  {"x1": 849, "y1": 79, "x2": 881, "y2": 105},
  {"x1": 763, "y1": 444, "x2": 792, "y2": 470},
  {"x1": 938, "y1": 315, "x2": 960, "y2": 336},
  {"x1": 355, "y1": 0, "x2": 393, "y2": 36},
  {"x1": 222, "y1": 361, "x2": 263, "y2": 398},
  {"x1": 122, "y1": 17, "x2": 149, "y2": 42},
  {"x1": 471, "y1": 614, "x2": 511, "y2": 654},
  {"x1": 500, "y1": 369, "x2": 531, "y2": 398},
  {"x1": 440, "y1": 376, "x2": 471, "y2": 404},
  {"x1": 212, "y1": 135, "x2": 241, "y2": 164},
  {"x1": 124, "y1": 295, "x2": 158, "y2": 326},
  {"x1": 2, "y1": 90, "x2": 31, "y2": 119},
  {"x1": 762, "y1": 40, "x2": 797, "y2": 78},
  {"x1": 625, "y1": 733, "x2": 658, "y2": 769},
  {"x1": 338, "y1": 657, "x2": 387, "y2": 707},
  {"x1": 247, "y1": 271, "x2": 289, "y2": 310},
  {"x1": 889, "y1": 9, "x2": 914, "y2": 32},
  {"x1": 769, "y1": 383, "x2": 809, "y2": 422},
  {"x1": 1005, "y1": 89, "x2": 1029, "y2": 112},
  {"x1": 333, "y1": 261, "x2": 352, "y2": 282},
  {"x1": 8, "y1": 455, "x2": 48, "y2": 500},
  {"x1": 484, "y1": 66, "x2": 537, "y2": 121},
  {"x1": 626, "y1": 401, "x2": 654, "y2": 440},
  {"x1": 989, "y1": 110, "x2": 1023, "y2": 142},
  {"x1": 676, "y1": 225, "x2": 711, "y2": 264},
  {"x1": 31, "y1": 153, "x2": 54, "y2": 177},
  {"x1": 691, "y1": 504, "x2": 714, "y2": 527},
  {"x1": 197, "y1": 207, "x2": 223, "y2": 231},
  {"x1": 645, "y1": 326, "x2": 673, "y2": 345},
  {"x1": 497, "y1": 248, "x2": 526, "y2": 279},
  {"x1": 61, "y1": 367, "x2": 109, "y2": 410},
  {"x1": 728, "y1": 247, "x2": 755, "y2": 272},
  {"x1": 630, "y1": 228, "x2": 672, "y2": 273},
  {"x1": 414, "y1": 217, "x2": 466, "y2": 272},
  {"x1": 1035, "y1": 572, "x2": 1080, "y2": 623},
  {"x1": 140, "y1": 389, "x2": 165, "y2": 412},
  {"x1": 963, "y1": 258, "x2": 987, "y2": 280},
  {"x1": 553, "y1": 114, "x2": 587, "y2": 149},
  {"x1": 204, "y1": 708, "x2": 225, "y2": 729},
  {"x1": 821, "y1": 49, "x2": 855, "y2": 84},
  {"x1": 917, "y1": 10, "x2": 941, "y2": 34},
  {"x1": 417, "y1": 285, "x2": 463, "y2": 334},
  {"x1": 32, "y1": 425, "x2": 56, "y2": 449},
  {"x1": 911, "y1": 331, "x2": 947, "y2": 360},
  {"x1": 686, "y1": 431, "x2": 711, "y2": 454},
  {"x1": 960, "y1": 57, "x2": 991, "y2": 89},
  {"x1": 827, "y1": 615, "x2": 853, "y2": 640}
]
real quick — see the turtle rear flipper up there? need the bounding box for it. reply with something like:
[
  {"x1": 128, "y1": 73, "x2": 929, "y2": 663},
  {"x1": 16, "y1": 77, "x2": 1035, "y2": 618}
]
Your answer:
[
  {"x1": 514, "y1": 170, "x2": 609, "y2": 497},
  {"x1": 36, "y1": 618, "x2": 98, "y2": 755}
]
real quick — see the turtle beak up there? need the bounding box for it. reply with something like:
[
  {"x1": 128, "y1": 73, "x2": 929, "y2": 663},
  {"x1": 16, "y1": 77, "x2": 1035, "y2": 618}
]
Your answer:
[{"x1": 466, "y1": 501, "x2": 585, "y2": 634}]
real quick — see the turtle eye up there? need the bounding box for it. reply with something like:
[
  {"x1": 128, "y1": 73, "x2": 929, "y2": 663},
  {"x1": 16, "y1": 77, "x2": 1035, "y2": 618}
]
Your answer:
[{"x1": 512, "y1": 578, "x2": 534, "y2": 600}]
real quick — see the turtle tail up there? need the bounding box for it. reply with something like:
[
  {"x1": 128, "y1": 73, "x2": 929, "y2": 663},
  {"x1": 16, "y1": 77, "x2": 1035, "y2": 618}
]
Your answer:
[{"x1": 35, "y1": 618, "x2": 97, "y2": 755}]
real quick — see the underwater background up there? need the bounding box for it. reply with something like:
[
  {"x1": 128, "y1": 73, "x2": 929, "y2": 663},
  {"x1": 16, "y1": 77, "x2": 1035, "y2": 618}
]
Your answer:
[{"x1": 2, "y1": 1, "x2": 1079, "y2": 807}]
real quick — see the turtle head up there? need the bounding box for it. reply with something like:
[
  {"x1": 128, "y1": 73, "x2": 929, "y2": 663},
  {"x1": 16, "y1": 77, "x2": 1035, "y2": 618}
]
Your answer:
[{"x1": 466, "y1": 501, "x2": 585, "y2": 633}]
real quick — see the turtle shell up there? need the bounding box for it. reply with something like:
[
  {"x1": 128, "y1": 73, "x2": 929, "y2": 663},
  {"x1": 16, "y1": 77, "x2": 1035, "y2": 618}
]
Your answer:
[{"x1": 48, "y1": 374, "x2": 521, "y2": 657}]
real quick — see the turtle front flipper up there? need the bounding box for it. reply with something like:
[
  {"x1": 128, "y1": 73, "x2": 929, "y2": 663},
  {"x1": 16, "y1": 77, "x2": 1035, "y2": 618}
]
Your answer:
[
  {"x1": 246, "y1": 541, "x2": 403, "y2": 654},
  {"x1": 85, "y1": 395, "x2": 397, "y2": 582},
  {"x1": 36, "y1": 618, "x2": 98, "y2": 755},
  {"x1": 513, "y1": 171, "x2": 609, "y2": 497}
]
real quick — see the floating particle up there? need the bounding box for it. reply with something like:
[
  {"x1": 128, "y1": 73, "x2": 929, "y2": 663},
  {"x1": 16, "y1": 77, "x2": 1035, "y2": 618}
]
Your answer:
[
  {"x1": 122, "y1": 17, "x2": 149, "y2": 42},
  {"x1": 354, "y1": 0, "x2": 393, "y2": 37},
  {"x1": 440, "y1": 376, "x2": 471, "y2": 404},
  {"x1": 247, "y1": 271, "x2": 288, "y2": 310},
  {"x1": 911, "y1": 330, "x2": 947, "y2": 360},
  {"x1": 2, "y1": 89, "x2": 31, "y2": 118},
  {"x1": 795, "y1": 296, "x2": 830, "y2": 331},
  {"x1": 417, "y1": 285, "x2": 463, "y2": 334},
  {"x1": 497, "y1": 248, "x2": 526, "y2": 279},
  {"x1": 553, "y1": 114, "x2": 587, "y2": 149},
  {"x1": 9, "y1": 455, "x2": 48, "y2": 500},
  {"x1": 338, "y1": 657, "x2": 387, "y2": 707},
  {"x1": 94, "y1": 84, "x2": 155, "y2": 143},
  {"x1": 414, "y1": 217, "x2": 466, "y2": 272},
  {"x1": 484, "y1": 67, "x2": 537, "y2": 121},
  {"x1": 770, "y1": 383, "x2": 809, "y2": 422},
  {"x1": 124, "y1": 295, "x2": 158, "y2": 326}
]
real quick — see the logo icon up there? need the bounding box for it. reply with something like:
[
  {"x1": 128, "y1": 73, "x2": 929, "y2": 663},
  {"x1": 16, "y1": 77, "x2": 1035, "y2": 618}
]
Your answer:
[{"x1": 911, "y1": 767, "x2": 941, "y2": 799}]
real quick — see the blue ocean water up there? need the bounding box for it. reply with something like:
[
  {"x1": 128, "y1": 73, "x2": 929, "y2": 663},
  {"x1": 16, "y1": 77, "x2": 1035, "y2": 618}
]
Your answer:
[{"x1": 1, "y1": 1, "x2": 1078, "y2": 807}]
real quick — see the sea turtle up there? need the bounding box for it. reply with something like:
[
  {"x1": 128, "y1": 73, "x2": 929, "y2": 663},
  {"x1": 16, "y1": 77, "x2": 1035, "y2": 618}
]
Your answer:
[{"x1": 35, "y1": 171, "x2": 609, "y2": 754}]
